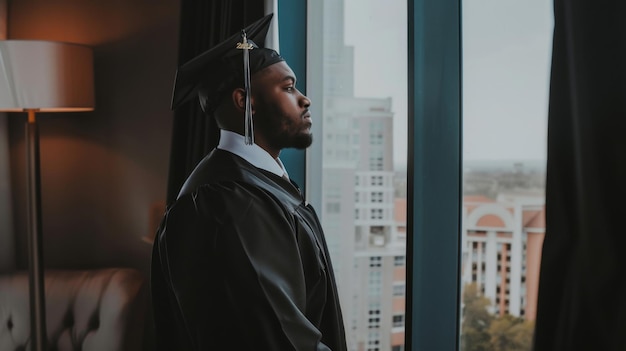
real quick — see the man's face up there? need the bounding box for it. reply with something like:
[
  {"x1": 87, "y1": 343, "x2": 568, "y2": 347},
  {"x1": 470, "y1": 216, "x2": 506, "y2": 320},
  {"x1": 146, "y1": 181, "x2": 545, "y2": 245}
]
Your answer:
[{"x1": 251, "y1": 61, "x2": 313, "y2": 150}]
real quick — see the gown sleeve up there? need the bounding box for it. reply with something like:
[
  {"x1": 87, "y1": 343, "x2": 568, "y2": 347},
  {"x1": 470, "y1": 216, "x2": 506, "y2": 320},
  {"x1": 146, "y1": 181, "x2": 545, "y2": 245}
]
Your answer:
[{"x1": 157, "y1": 182, "x2": 333, "y2": 351}]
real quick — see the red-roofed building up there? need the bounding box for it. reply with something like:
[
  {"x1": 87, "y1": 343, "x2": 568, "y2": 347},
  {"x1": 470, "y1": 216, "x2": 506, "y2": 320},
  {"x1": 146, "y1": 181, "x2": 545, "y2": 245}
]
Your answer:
[{"x1": 461, "y1": 195, "x2": 545, "y2": 321}]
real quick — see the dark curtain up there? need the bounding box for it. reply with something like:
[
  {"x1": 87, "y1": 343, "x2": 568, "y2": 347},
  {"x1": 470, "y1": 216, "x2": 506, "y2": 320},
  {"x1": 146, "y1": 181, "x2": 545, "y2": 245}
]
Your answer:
[
  {"x1": 166, "y1": 0, "x2": 265, "y2": 206},
  {"x1": 533, "y1": 0, "x2": 626, "y2": 350}
]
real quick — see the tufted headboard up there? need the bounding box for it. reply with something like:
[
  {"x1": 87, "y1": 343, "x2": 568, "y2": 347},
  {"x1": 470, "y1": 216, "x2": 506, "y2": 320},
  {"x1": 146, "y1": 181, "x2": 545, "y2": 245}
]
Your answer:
[{"x1": 0, "y1": 268, "x2": 147, "y2": 351}]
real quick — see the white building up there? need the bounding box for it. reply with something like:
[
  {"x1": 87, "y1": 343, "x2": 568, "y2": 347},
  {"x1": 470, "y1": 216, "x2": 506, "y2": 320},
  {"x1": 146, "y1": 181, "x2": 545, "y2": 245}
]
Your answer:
[
  {"x1": 321, "y1": 96, "x2": 406, "y2": 351},
  {"x1": 312, "y1": 1, "x2": 407, "y2": 350},
  {"x1": 461, "y1": 195, "x2": 545, "y2": 320}
]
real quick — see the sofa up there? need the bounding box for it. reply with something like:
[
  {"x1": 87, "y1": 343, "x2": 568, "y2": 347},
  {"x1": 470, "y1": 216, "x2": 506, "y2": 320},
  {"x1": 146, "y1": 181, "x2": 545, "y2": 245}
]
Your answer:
[{"x1": 0, "y1": 268, "x2": 147, "y2": 351}]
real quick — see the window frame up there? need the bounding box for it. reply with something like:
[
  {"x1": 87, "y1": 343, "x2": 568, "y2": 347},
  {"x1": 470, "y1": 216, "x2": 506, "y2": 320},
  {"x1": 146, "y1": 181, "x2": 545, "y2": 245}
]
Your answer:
[{"x1": 406, "y1": 0, "x2": 462, "y2": 350}]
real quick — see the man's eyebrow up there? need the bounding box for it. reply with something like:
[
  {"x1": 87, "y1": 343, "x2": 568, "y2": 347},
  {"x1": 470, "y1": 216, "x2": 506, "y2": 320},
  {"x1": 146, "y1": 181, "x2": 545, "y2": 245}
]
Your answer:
[{"x1": 282, "y1": 75, "x2": 296, "y2": 84}]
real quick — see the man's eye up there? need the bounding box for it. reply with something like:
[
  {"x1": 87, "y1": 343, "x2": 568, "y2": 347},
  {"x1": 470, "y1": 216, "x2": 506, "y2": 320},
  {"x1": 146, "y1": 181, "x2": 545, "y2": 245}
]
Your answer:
[{"x1": 285, "y1": 86, "x2": 294, "y2": 92}]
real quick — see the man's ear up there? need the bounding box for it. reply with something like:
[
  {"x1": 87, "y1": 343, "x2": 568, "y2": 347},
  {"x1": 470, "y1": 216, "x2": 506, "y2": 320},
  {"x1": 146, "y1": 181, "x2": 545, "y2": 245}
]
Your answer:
[
  {"x1": 231, "y1": 88, "x2": 257, "y2": 114},
  {"x1": 231, "y1": 88, "x2": 246, "y2": 112}
]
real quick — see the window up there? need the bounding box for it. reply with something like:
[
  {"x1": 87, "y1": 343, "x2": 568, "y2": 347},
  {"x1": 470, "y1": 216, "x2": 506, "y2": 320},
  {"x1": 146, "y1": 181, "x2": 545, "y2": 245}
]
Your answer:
[
  {"x1": 393, "y1": 283, "x2": 405, "y2": 297},
  {"x1": 371, "y1": 191, "x2": 383, "y2": 203},
  {"x1": 368, "y1": 314, "x2": 381, "y2": 329},
  {"x1": 460, "y1": 0, "x2": 551, "y2": 348},
  {"x1": 392, "y1": 314, "x2": 405, "y2": 328},
  {"x1": 370, "y1": 208, "x2": 383, "y2": 220},
  {"x1": 297, "y1": 0, "x2": 457, "y2": 349},
  {"x1": 307, "y1": 2, "x2": 407, "y2": 349},
  {"x1": 367, "y1": 331, "x2": 381, "y2": 351},
  {"x1": 370, "y1": 175, "x2": 384, "y2": 186},
  {"x1": 369, "y1": 256, "x2": 382, "y2": 268},
  {"x1": 369, "y1": 153, "x2": 384, "y2": 171}
]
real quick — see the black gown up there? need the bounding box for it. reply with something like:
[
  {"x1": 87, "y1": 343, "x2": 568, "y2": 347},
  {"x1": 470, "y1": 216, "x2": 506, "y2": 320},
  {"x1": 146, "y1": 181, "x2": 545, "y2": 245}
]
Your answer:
[{"x1": 151, "y1": 149, "x2": 347, "y2": 351}]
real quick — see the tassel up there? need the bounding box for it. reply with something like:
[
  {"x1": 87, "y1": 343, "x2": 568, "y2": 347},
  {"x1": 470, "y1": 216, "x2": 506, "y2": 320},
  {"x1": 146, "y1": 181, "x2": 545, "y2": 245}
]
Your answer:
[{"x1": 241, "y1": 30, "x2": 254, "y2": 145}]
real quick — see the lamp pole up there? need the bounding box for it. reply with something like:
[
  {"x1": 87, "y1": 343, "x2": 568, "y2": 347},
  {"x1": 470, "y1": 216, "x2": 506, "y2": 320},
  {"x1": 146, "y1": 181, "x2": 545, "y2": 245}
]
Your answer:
[
  {"x1": 26, "y1": 109, "x2": 47, "y2": 351},
  {"x1": 0, "y1": 40, "x2": 94, "y2": 350}
]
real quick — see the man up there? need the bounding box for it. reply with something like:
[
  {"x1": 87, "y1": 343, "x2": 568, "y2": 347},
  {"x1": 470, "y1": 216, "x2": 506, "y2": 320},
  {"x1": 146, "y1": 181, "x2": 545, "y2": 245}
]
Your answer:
[{"x1": 151, "y1": 14, "x2": 347, "y2": 351}]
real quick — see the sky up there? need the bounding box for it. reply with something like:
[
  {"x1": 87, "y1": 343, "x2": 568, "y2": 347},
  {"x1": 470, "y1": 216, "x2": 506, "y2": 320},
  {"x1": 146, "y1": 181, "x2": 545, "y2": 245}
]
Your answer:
[
  {"x1": 343, "y1": 0, "x2": 554, "y2": 167},
  {"x1": 344, "y1": 0, "x2": 408, "y2": 169}
]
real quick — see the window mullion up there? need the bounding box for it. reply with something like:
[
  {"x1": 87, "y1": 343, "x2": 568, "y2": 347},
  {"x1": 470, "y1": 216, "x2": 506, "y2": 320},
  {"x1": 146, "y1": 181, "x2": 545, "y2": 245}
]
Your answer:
[{"x1": 406, "y1": 0, "x2": 462, "y2": 350}]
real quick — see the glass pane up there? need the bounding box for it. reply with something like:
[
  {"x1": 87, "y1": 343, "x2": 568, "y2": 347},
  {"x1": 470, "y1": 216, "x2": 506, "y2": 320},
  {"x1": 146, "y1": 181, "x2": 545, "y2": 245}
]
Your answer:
[
  {"x1": 307, "y1": 1, "x2": 408, "y2": 350},
  {"x1": 460, "y1": 0, "x2": 553, "y2": 350}
]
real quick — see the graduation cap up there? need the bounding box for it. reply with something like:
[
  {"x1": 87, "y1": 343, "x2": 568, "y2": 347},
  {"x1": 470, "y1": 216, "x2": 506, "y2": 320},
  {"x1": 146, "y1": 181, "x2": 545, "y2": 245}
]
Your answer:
[{"x1": 171, "y1": 13, "x2": 285, "y2": 144}]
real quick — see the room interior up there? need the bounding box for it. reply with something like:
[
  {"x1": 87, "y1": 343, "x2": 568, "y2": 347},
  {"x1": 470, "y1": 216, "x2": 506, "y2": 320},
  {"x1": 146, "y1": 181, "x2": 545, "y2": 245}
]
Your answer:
[
  {"x1": 0, "y1": 0, "x2": 181, "y2": 349},
  {"x1": 2, "y1": 0, "x2": 622, "y2": 350}
]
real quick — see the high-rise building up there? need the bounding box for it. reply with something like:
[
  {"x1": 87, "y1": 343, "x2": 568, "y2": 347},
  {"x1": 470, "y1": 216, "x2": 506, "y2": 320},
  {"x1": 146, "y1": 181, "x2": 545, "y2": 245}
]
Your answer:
[
  {"x1": 322, "y1": 96, "x2": 406, "y2": 351},
  {"x1": 313, "y1": 1, "x2": 407, "y2": 350}
]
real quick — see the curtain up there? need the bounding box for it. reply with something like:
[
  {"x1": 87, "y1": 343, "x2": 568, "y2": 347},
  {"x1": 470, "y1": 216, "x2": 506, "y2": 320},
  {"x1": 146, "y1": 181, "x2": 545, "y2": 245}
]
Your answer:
[
  {"x1": 166, "y1": 0, "x2": 265, "y2": 205},
  {"x1": 533, "y1": 0, "x2": 626, "y2": 350}
]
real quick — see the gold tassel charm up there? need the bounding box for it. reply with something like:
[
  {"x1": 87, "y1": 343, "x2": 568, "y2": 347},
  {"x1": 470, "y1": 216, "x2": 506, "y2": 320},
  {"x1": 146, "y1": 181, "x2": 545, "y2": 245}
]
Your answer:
[{"x1": 238, "y1": 30, "x2": 255, "y2": 145}]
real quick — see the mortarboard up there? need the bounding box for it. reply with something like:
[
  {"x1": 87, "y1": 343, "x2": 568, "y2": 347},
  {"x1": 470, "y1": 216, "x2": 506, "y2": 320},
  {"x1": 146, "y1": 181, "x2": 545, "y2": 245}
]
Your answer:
[{"x1": 171, "y1": 13, "x2": 285, "y2": 144}]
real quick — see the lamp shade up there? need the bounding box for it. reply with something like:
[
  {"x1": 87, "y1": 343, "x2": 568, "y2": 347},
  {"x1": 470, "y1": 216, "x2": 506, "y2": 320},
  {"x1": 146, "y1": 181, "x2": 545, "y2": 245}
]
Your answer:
[{"x1": 0, "y1": 40, "x2": 94, "y2": 112}]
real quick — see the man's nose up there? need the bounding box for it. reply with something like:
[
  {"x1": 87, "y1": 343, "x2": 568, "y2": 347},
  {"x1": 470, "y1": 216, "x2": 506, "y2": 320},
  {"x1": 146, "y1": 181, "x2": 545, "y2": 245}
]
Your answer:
[{"x1": 300, "y1": 94, "x2": 311, "y2": 108}]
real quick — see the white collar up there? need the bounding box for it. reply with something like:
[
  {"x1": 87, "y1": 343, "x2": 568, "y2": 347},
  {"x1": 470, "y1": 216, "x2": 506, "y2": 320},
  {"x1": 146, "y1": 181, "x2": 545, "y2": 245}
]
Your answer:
[{"x1": 217, "y1": 130, "x2": 289, "y2": 179}]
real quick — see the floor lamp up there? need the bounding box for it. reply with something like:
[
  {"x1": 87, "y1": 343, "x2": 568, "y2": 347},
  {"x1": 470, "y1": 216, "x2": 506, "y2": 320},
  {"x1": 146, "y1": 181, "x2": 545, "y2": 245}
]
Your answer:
[{"x1": 0, "y1": 40, "x2": 94, "y2": 351}]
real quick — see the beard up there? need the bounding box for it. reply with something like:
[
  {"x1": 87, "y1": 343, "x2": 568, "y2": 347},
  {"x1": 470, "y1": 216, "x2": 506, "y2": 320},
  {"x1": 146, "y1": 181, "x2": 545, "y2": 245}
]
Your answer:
[
  {"x1": 282, "y1": 132, "x2": 313, "y2": 149},
  {"x1": 261, "y1": 122, "x2": 313, "y2": 150},
  {"x1": 254, "y1": 111, "x2": 313, "y2": 150}
]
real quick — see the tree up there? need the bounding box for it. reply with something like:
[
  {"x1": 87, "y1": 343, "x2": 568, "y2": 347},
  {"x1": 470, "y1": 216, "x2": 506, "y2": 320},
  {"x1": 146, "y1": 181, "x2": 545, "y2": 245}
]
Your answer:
[
  {"x1": 461, "y1": 283, "x2": 536, "y2": 351},
  {"x1": 488, "y1": 314, "x2": 535, "y2": 351},
  {"x1": 461, "y1": 283, "x2": 494, "y2": 351}
]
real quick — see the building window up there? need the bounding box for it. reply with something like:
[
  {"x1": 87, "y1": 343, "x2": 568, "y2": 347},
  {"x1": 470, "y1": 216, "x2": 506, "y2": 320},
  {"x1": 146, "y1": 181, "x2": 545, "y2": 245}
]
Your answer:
[
  {"x1": 393, "y1": 283, "x2": 405, "y2": 297},
  {"x1": 371, "y1": 191, "x2": 384, "y2": 203},
  {"x1": 368, "y1": 315, "x2": 381, "y2": 329},
  {"x1": 369, "y1": 271, "x2": 382, "y2": 296},
  {"x1": 371, "y1": 175, "x2": 384, "y2": 186},
  {"x1": 392, "y1": 314, "x2": 405, "y2": 328},
  {"x1": 370, "y1": 121, "x2": 385, "y2": 145},
  {"x1": 367, "y1": 331, "x2": 381, "y2": 351},
  {"x1": 369, "y1": 153, "x2": 384, "y2": 171},
  {"x1": 369, "y1": 256, "x2": 382, "y2": 268},
  {"x1": 370, "y1": 208, "x2": 383, "y2": 219}
]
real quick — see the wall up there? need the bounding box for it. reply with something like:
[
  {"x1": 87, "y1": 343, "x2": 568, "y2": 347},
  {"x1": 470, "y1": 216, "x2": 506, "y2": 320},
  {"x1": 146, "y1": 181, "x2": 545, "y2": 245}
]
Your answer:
[{"x1": 6, "y1": 0, "x2": 180, "y2": 348}]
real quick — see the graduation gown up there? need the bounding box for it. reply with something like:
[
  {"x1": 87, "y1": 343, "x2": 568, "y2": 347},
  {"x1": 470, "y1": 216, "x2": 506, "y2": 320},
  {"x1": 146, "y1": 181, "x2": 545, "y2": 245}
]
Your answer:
[{"x1": 151, "y1": 149, "x2": 347, "y2": 351}]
